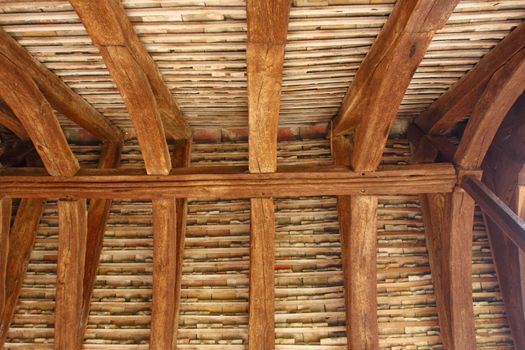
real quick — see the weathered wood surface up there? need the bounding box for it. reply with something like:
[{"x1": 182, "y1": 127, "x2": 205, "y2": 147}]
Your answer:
[
  {"x1": 480, "y1": 93, "x2": 525, "y2": 349},
  {"x1": 419, "y1": 190, "x2": 477, "y2": 350},
  {"x1": 68, "y1": 0, "x2": 191, "y2": 141},
  {"x1": 454, "y1": 47, "x2": 525, "y2": 168},
  {"x1": 0, "y1": 27, "x2": 122, "y2": 143},
  {"x1": 0, "y1": 104, "x2": 28, "y2": 140},
  {"x1": 55, "y1": 199, "x2": 87, "y2": 350},
  {"x1": 0, "y1": 198, "x2": 45, "y2": 347},
  {"x1": 0, "y1": 163, "x2": 457, "y2": 199},
  {"x1": 79, "y1": 142, "x2": 122, "y2": 343},
  {"x1": 0, "y1": 198, "x2": 11, "y2": 321},
  {"x1": 462, "y1": 176, "x2": 525, "y2": 252},
  {"x1": 248, "y1": 198, "x2": 275, "y2": 350},
  {"x1": 246, "y1": 0, "x2": 291, "y2": 173},
  {"x1": 0, "y1": 55, "x2": 79, "y2": 177},
  {"x1": 150, "y1": 198, "x2": 178, "y2": 350},
  {"x1": 332, "y1": 0, "x2": 458, "y2": 170},
  {"x1": 416, "y1": 22, "x2": 525, "y2": 135}
]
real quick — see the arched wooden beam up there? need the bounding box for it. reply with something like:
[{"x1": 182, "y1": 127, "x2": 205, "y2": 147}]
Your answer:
[{"x1": 0, "y1": 55, "x2": 79, "y2": 176}]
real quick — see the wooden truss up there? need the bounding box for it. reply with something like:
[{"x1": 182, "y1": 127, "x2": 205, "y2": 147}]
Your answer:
[{"x1": 0, "y1": 1, "x2": 525, "y2": 349}]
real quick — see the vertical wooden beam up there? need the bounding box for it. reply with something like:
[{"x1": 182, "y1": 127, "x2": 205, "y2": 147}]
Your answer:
[
  {"x1": 0, "y1": 198, "x2": 45, "y2": 347},
  {"x1": 332, "y1": 133, "x2": 378, "y2": 349},
  {"x1": 246, "y1": 0, "x2": 291, "y2": 173},
  {"x1": 517, "y1": 186, "x2": 525, "y2": 321},
  {"x1": 150, "y1": 198, "x2": 178, "y2": 350},
  {"x1": 0, "y1": 55, "x2": 79, "y2": 176},
  {"x1": 248, "y1": 198, "x2": 275, "y2": 350},
  {"x1": 55, "y1": 199, "x2": 87, "y2": 350},
  {"x1": 79, "y1": 142, "x2": 122, "y2": 343},
  {"x1": 419, "y1": 190, "x2": 476, "y2": 350},
  {"x1": 0, "y1": 198, "x2": 11, "y2": 320}
]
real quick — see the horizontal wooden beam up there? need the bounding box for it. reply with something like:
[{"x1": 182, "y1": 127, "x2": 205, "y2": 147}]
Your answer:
[
  {"x1": 0, "y1": 28, "x2": 122, "y2": 143},
  {"x1": 0, "y1": 163, "x2": 456, "y2": 199},
  {"x1": 462, "y1": 175, "x2": 525, "y2": 252}
]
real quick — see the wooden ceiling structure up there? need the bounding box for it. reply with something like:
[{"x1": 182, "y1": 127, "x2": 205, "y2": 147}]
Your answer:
[{"x1": 0, "y1": 0, "x2": 524, "y2": 349}]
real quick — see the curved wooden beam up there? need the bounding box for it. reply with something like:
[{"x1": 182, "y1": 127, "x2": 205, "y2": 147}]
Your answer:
[{"x1": 0, "y1": 55, "x2": 79, "y2": 176}]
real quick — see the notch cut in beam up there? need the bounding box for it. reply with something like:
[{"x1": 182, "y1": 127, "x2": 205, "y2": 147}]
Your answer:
[
  {"x1": 462, "y1": 176, "x2": 525, "y2": 252},
  {"x1": 0, "y1": 28, "x2": 121, "y2": 143},
  {"x1": 416, "y1": 22, "x2": 525, "y2": 135},
  {"x1": 55, "y1": 199, "x2": 87, "y2": 350},
  {"x1": 0, "y1": 55, "x2": 79, "y2": 176},
  {"x1": 0, "y1": 163, "x2": 457, "y2": 199}
]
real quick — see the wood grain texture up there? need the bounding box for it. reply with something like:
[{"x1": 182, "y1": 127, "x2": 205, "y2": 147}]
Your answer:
[
  {"x1": 248, "y1": 198, "x2": 275, "y2": 350},
  {"x1": 332, "y1": 0, "x2": 458, "y2": 170},
  {"x1": 0, "y1": 27, "x2": 122, "y2": 143},
  {"x1": 419, "y1": 190, "x2": 476, "y2": 350},
  {"x1": 79, "y1": 142, "x2": 122, "y2": 344},
  {"x1": 246, "y1": 0, "x2": 290, "y2": 173},
  {"x1": 0, "y1": 55, "x2": 79, "y2": 176},
  {"x1": 462, "y1": 176, "x2": 525, "y2": 251},
  {"x1": 0, "y1": 198, "x2": 11, "y2": 321},
  {"x1": 0, "y1": 198, "x2": 45, "y2": 348},
  {"x1": 481, "y1": 95, "x2": 525, "y2": 349},
  {"x1": 0, "y1": 163, "x2": 457, "y2": 199},
  {"x1": 99, "y1": 45, "x2": 171, "y2": 175},
  {"x1": 0, "y1": 104, "x2": 28, "y2": 140},
  {"x1": 417, "y1": 22, "x2": 525, "y2": 135},
  {"x1": 55, "y1": 199, "x2": 87, "y2": 350},
  {"x1": 69, "y1": 0, "x2": 191, "y2": 140},
  {"x1": 339, "y1": 195, "x2": 378, "y2": 349},
  {"x1": 150, "y1": 198, "x2": 178, "y2": 350},
  {"x1": 454, "y1": 48, "x2": 525, "y2": 168}
]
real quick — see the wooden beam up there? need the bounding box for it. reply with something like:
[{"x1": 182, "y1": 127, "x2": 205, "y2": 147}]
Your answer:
[
  {"x1": 481, "y1": 92, "x2": 525, "y2": 349},
  {"x1": 332, "y1": 0, "x2": 458, "y2": 170},
  {"x1": 0, "y1": 198, "x2": 45, "y2": 347},
  {"x1": 407, "y1": 123, "x2": 456, "y2": 164},
  {"x1": 248, "y1": 198, "x2": 275, "y2": 350},
  {"x1": 332, "y1": 134, "x2": 378, "y2": 349},
  {"x1": 150, "y1": 198, "x2": 178, "y2": 349},
  {"x1": 463, "y1": 176, "x2": 525, "y2": 252},
  {"x1": 0, "y1": 55, "x2": 79, "y2": 177},
  {"x1": 0, "y1": 28, "x2": 121, "y2": 143},
  {"x1": 419, "y1": 190, "x2": 477, "y2": 350},
  {"x1": 0, "y1": 163, "x2": 458, "y2": 199},
  {"x1": 68, "y1": 0, "x2": 191, "y2": 141},
  {"x1": 0, "y1": 198, "x2": 11, "y2": 321},
  {"x1": 0, "y1": 104, "x2": 28, "y2": 140},
  {"x1": 55, "y1": 199, "x2": 87, "y2": 350},
  {"x1": 416, "y1": 22, "x2": 525, "y2": 135},
  {"x1": 454, "y1": 48, "x2": 525, "y2": 168},
  {"x1": 246, "y1": 0, "x2": 291, "y2": 173},
  {"x1": 79, "y1": 142, "x2": 121, "y2": 343}
]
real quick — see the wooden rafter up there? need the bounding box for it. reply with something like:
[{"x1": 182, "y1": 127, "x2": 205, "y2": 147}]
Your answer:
[
  {"x1": 0, "y1": 55, "x2": 79, "y2": 176},
  {"x1": 245, "y1": 1, "x2": 291, "y2": 347},
  {"x1": 0, "y1": 198, "x2": 45, "y2": 347},
  {"x1": 481, "y1": 93, "x2": 525, "y2": 348},
  {"x1": 55, "y1": 199, "x2": 87, "y2": 350},
  {"x1": 0, "y1": 28, "x2": 121, "y2": 143},
  {"x1": 79, "y1": 142, "x2": 122, "y2": 344},
  {"x1": 332, "y1": 0, "x2": 458, "y2": 171},
  {"x1": 416, "y1": 22, "x2": 525, "y2": 135},
  {"x1": 0, "y1": 104, "x2": 28, "y2": 140}
]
